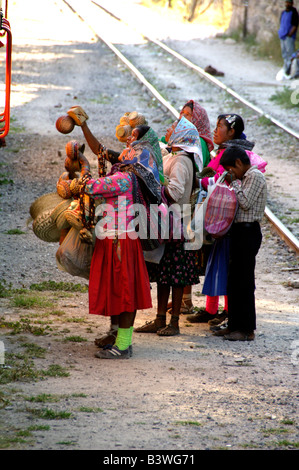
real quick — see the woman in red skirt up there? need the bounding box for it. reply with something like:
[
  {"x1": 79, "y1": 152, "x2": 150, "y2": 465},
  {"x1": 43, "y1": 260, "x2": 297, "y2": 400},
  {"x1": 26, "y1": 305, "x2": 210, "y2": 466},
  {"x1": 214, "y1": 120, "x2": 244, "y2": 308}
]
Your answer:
[{"x1": 81, "y1": 127, "x2": 162, "y2": 359}]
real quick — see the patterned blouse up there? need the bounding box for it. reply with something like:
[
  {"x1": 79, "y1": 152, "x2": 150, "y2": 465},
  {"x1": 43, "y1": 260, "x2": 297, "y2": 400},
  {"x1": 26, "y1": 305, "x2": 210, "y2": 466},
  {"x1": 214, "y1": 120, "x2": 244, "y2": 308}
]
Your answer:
[
  {"x1": 85, "y1": 171, "x2": 135, "y2": 237},
  {"x1": 232, "y1": 167, "x2": 267, "y2": 223}
]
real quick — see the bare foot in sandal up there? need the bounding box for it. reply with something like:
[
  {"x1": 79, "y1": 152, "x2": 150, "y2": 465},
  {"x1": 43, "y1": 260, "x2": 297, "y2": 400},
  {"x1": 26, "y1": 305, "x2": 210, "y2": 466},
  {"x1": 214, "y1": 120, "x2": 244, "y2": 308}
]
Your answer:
[{"x1": 156, "y1": 324, "x2": 180, "y2": 336}]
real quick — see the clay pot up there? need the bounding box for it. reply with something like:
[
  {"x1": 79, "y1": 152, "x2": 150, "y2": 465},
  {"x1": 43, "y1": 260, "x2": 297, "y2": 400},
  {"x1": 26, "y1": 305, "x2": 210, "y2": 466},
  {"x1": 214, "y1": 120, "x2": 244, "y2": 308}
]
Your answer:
[{"x1": 56, "y1": 115, "x2": 75, "y2": 134}]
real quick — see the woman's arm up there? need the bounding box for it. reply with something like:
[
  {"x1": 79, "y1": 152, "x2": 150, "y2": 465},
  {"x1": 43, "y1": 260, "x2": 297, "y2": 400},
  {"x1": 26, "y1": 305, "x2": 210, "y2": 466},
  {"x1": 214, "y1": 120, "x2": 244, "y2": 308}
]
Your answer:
[
  {"x1": 81, "y1": 122, "x2": 102, "y2": 156},
  {"x1": 81, "y1": 122, "x2": 120, "y2": 164}
]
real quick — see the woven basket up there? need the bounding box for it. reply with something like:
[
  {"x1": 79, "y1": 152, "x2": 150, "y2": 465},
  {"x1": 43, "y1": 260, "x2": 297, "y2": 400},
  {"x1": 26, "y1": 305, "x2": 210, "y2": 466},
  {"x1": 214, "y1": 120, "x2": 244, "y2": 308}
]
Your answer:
[
  {"x1": 56, "y1": 210, "x2": 71, "y2": 231},
  {"x1": 70, "y1": 178, "x2": 81, "y2": 196},
  {"x1": 32, "y1": 209, "x2": 61, "y2": 243},
  {"x1": 57, "y1": 178, "x2": 72, "y2": 199},
  {"x1": 29, "y1": 192, "x2": 64, "y2": 220},
  {"x1": 115, "y1": 124, "x2": 132, "y2": 142},
  {"x1": 65, "y1": 200, "x2": 84, "y2": 230},
  {"x1": 51, "y1": 199, "x2": 72, "y2": 221},
  {"x1": 50, "y1": 199, "x2": 72, "y2": 230},
  {"x1": 119, "y1": 113, "x2": 130, "y2": 125},
  {"x1": 129, "y1": 111, "x2": 146, "y2": 128}
]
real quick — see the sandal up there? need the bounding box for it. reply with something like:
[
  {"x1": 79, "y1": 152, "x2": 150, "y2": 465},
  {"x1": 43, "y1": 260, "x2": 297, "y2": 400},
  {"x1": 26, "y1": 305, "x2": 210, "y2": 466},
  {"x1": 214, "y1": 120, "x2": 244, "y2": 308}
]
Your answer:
[
  {"x1": 156, "y1": 323, "x2": 180, "y2": 336},
  {"x1": 94, "y1": 329, "x2": 117, "y2": 348},
  {"x1": 135, "y1": 316, "x2": 166, "y2": 333},
  {"x1": 180, "y1": 302, "x2": 195, "y2": 315}
]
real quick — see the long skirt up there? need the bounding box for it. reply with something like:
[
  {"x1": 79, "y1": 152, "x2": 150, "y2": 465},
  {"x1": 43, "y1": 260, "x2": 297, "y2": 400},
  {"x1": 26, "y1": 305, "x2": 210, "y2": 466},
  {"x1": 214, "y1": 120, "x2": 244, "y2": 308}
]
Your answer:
[
  {"x1": 89, "y1": 237, "x2": 152, "y2": 316},
  {"x1": 202, "y1": 235, "x2": 230, "y2": 296},
  {"x1": 146, "y1": 241, "x2": 200, "y2": 287}
]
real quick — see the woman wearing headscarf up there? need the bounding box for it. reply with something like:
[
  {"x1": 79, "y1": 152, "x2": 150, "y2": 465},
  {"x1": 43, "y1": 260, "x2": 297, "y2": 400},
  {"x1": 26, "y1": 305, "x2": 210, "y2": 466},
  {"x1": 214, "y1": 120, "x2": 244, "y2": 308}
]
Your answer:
[
  {"x1": 162, "y1": 100, "x2": 214, "y2": 315},
  {"x1": 135, "y1": 117, "x2": 201, "y2": 336},
  {"x1": 75, "y1": 113, "x2": 166, "y2": 348},
  {"x1": 79, "y1": 125, "x2": 162, "y2": 359}
]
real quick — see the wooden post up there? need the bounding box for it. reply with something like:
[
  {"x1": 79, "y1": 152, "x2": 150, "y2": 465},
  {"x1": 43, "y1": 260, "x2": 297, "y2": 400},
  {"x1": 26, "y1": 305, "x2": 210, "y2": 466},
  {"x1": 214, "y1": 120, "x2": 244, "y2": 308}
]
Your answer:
[{"x1": 243, "y1": 0, "x2": 249, "y2": 39}]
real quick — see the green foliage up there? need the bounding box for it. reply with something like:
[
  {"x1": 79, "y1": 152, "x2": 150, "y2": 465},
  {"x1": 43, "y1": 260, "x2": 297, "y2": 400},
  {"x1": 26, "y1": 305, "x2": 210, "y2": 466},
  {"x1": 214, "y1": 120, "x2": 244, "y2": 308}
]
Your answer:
[
  {"x1": 30, "y1": 280, "x2": 88, "y2": 292},
  {"x1": 270, "y1": 87, "x2": 299, "y2": 110},
  {"x1": 26, "y1": 408, "x2": 73, "y2": 420}
]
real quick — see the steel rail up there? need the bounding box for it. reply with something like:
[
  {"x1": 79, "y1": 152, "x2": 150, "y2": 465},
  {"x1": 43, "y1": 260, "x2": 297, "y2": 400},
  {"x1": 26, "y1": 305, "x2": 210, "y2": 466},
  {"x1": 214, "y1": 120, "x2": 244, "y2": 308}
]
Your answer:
[
  {"x1": 62, "y1": 0, "x2": 299, "y2": 256},
  {"x1": 92, "y1": 0, "x2": 299, "y2": 141}
]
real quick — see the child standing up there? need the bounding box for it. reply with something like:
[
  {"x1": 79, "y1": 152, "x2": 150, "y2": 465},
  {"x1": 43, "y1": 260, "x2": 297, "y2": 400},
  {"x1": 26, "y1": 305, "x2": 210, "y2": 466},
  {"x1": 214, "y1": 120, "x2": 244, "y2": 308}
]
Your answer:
[{"x1": 214, "y1": 145, "x2": 267, "y2": 341}]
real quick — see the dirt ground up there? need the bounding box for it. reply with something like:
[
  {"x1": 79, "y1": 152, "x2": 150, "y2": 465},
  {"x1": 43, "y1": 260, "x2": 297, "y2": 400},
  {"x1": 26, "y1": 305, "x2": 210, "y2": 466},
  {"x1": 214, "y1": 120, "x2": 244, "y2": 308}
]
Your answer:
[{"x1": 0, "y1": 0, "x2": 298, "y2": 452}]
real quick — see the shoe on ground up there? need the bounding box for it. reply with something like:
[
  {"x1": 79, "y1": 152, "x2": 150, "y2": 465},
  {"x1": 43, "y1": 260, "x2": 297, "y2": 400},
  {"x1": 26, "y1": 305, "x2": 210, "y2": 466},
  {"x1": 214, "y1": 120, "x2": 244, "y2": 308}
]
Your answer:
[
  {"x1": 95, "y1": 345, "x2": 130, "y2": 359},
  {"x1": 103, "y1": 343, "x2": 133, "y2": 356},
  {"x1": 223, "y1": 330, "x2": 255, "y2": 341},
  {"x1": 210, "y1": 319, "x2": 228, "y2": 332},
  {"x1": 208, "y1": 310, "x2": 228, "y2": 326},
  {"x1": 94, "y1": 329, "x2": 117, "y2": 348},
  {"x1": 212, "y1": 326, "x2": 231, "y2": 337},
  {"x1": 186, "y1": 309, "x2": 216, "y2": 323},
  {"x1": 135, "y1": 319, "x2": 165, "y2": 333}
]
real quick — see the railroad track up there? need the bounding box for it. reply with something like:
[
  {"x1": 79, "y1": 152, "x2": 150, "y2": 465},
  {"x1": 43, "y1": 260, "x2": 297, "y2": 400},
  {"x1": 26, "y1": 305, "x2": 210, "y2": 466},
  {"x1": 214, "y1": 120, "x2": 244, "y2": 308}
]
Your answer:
[{"x1": 62, "y1": 0, "x2": 299, "y2": 256}]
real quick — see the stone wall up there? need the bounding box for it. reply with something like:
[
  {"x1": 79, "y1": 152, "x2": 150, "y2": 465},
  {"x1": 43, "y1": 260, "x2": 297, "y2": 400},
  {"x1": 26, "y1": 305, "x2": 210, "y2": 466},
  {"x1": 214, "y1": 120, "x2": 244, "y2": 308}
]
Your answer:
[{"x1": 226, "y1": 0, "x2": 288, "y2": 42}]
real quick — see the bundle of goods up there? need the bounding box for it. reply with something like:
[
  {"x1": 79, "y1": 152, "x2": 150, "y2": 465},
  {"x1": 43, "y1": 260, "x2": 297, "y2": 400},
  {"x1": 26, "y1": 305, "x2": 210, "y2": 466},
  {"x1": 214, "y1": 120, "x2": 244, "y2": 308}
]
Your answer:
[{"x1": 29, "y1": 137, "x2": 96, "y2": 279}]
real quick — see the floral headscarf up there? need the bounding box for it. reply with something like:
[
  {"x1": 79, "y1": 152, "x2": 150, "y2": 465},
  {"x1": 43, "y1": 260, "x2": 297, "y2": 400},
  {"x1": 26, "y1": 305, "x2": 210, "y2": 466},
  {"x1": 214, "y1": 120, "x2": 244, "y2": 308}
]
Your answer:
[
  {"x1": 183, "y1": 100, "x2": 214, "y2": 152},
  {"x1": 168, "y1": 116, "x2": 203, "y2": 171},
  {"x1": 168, "y1": 116, "x2": 203, "y2": 164}
]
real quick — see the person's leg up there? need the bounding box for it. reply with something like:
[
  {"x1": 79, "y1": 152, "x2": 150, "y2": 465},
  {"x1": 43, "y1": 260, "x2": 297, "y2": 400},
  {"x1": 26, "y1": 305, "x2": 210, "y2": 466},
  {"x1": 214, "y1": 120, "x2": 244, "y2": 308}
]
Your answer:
[
  {"x1": 114, "y1": 311, "x2": 136, "y2": 350},
  {"x1": 135, "y1": 283, "x2": 168, "y2": 333},
  {"x1": 226, "y1": 223, "x2": 262, "y2": 338},
  {"x1": 206, "y1": 295, "x2": 219, "y2": 315},
  {"x1": 281, "y1": 37, "x2": 295, "y2": 74},
  {"x1": 94, "y1": 315, "x2": 119, "y2": 348},
  {"x1": 180, "y1": 285, "x2": 194, "y2": 313},
  {"x1": 95, "y1": 311, "x2": 136, "y2": 359},
  {"x1": 285, "y1": 37, "x2": 296, "y2": 74},
  {"x1": 158, "y1": 286, "x2": 183, "y2": 336}
]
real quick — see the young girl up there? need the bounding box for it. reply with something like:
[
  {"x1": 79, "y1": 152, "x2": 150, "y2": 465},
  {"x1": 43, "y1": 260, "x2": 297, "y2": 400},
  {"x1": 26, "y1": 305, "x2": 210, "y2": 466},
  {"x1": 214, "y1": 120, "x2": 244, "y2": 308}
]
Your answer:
[
  {"x1": 80, "y1": 127, "x2": 162, "y2": 358},
  {"x1": 135, "y1": 117, "x2": 201, "y2": 336},
  {"x1": 187, "y1": 113, "x2": 267, "y2": 327}
]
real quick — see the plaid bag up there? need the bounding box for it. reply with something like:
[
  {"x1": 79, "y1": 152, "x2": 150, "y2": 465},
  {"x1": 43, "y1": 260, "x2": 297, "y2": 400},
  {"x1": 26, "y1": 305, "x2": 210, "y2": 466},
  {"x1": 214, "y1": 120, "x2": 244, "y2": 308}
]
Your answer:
[{"x1": 204, "y1": 179, "x2": 238, "y2": 239}]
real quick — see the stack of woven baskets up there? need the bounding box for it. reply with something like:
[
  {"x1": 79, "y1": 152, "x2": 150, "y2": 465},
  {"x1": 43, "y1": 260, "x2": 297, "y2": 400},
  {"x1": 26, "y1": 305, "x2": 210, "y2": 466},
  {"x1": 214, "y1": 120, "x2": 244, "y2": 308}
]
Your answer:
[{"x1": 115, "y1": 111, "x2": 147, "y2": 142}]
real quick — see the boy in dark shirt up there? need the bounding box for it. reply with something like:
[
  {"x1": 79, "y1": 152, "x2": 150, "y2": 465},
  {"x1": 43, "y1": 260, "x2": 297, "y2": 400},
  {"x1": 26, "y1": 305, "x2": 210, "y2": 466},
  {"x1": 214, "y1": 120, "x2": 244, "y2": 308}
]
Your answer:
[{"x1": 214, "y1": 146, "x2": 267, "y2": 341}]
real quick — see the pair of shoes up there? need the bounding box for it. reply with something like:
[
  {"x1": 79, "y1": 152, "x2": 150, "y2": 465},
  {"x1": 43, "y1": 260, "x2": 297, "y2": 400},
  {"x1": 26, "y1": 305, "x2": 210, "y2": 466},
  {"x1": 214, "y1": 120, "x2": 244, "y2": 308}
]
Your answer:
[
  {"x1": 95, "y1": 345, "x2": 130, "y2": 359},
  {"x1": 186, "y1": 309, "x2": 216, "y2": 323},
  {"x1": 135, "y1": 318, "x2": 165, "y2": 333},
  {"x1": 208, "y1": 310, "x2": 228, "y2": 326},
  {"x1": 223, "y1": 331, "x2": 255, "y2": 341},
  {"x1": 94, "y1": 329, "x2": 117, "y2": 348},
  {"x1": 156, "y1": 324, "x2": 180, "y2": 336},
  {"x1": 212, "y1": 326, "x2": 231, "y2": 337}
]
